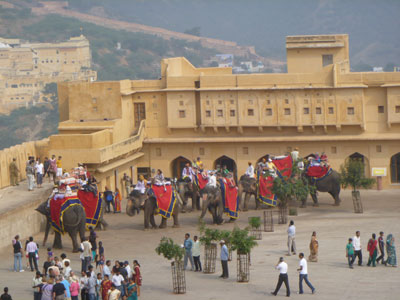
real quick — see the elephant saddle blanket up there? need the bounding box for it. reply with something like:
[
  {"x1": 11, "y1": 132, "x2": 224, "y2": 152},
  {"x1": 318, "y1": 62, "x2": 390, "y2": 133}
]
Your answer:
[
  {"x1": 77, "y1": 190, "x2": 103, "y2": 228},
  {"x1": 219, "y1": 178, "x2": 239, "y2": 219},
  {"x1": 151, "y1": 185, "x2": 177, "y2": 219},
  {"x1": 306, "y1": 165, "x2": 332, "y2": 180},
  {"x1": 50, "y1": 195, "x2": 81, "y2": 234},
  {"x1": 273, "y1": 155, "x2": 293, "y2": 179},
  {"x1": 257, "y1": 172, "x2": 278, "y2": 207},
  {"x1": 194, "y1": 173, "x2": 208, "y2": 190}
]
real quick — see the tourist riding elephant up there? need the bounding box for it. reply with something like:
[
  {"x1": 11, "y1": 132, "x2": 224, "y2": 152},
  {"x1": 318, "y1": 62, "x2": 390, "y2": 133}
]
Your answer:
[
  {"x1": 177, "y1": 180, "x2": 200, "y2": 212},
  {"x1": 303, "y1": 169, "x2": 341, "y2": 206},
  {"x1": 200, "y1": 185, "x2": 224, "y2": 225},
  {"x1": 238, "y1": 175, "x2": 259, "y2": 211},
  {"x1": 126, "y1": 190, "x2": 180, "y2": 229},
  {"x1": 36, "y1": 198, "x2": 108, "y2": 252}
]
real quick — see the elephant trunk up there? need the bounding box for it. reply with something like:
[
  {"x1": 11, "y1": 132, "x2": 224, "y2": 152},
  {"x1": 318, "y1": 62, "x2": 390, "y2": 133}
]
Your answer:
[
  {"x1": 126, "y1": 198, "x2": 137, "y2": 217},
  {"x1": 200, "y1": 193, "x2": 209, "y2": 219},
  {"x1": 43, "y1": 218, "x2": 50, "y2": 247}
]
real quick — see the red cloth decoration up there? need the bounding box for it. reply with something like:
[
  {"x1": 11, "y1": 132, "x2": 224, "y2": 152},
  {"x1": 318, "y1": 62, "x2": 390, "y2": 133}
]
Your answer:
[
  {"x1": 195, "y1": 173, "x2": 208, "y2": 190},
  {"x1": 151, "y1": 185, "x2": 176, "y2": 219},
  {"x1": 273, "y1": 156, "x2": 293, "y2": 178},
  {"x1": 306, "y1": 165, "x2": 330, "y2": 178},
  {"x1": 77, "y1": 190, "x2": 102, "y2": 227}
]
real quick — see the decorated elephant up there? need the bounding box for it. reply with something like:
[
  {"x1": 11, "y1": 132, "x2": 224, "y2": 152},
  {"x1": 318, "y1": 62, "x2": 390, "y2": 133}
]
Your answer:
[
  {"x1": 238, "y1": 175, "x2": 259, "y2": 211},
  {"x1": 303, "y1": 169, "x2": 341, "y2": 206},
  {"x1": 199, "y1": 185, "x2": 224, "y2": 225},
  {"x1": 126, "y1": 189, "x2": 180, "y2": 229},
  {"x1": 177, "y1": 180, "x2": 200, "y2": 212},
  {"x1": 36, "y1": 195, "x2": 108, "y2": 252}
]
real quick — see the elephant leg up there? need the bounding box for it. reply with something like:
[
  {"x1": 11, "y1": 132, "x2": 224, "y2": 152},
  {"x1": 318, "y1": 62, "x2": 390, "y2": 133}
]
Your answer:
[
  {"x1": 200, "y1": 193, "x2": 209, "y2": 219},
  {"x1": 216, "y1": 197, "x2": 225, "y2": 225},
  {"x1": 172, "y1": 204, "x2": 180, "y2": 228},
  {"x1": 53, "y1": 231, "x2": 63, "y2": 249},
  {"x1": 98, "y1": 218, "x2": 109, "y2": 230},
  {"x1": 179, "y1": 192, "x2": 188, "y2": 213},
  {"x1": 150, "y1": 214, "x2": 157, "y2": 229},
  {"x1": 159, "y1": 216, "x2": 167, "y2": 229},
  {"x1": 144, "y1": 210, "x2": 150, "y2": 230},
  {"x1": 43, "y1": 220, "x2": 50, "y2": 247},
  {"x1": 68, "y1": 229, "x2": 80, "y2": 253},
  {"x1": 195, "y1": 192, "x2": 201, "y2": 211},
  {"x1": 254, "y1": 194, "x2": 261, "y2": 210},
  {"x1": 329, "y1": 191, "x2": 341, "y2": 206},
  {"x1": 243, "y1": 193, "x2": 250, "y2": 211},
  {"x1": 310, "y1": 192, "x2": 319, "y2": 207}
]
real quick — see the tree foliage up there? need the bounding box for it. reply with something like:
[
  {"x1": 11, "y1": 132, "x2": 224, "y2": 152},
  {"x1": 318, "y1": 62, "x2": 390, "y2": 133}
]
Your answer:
[
  {"x1": 230, "y1": 226, "x2": 257, "y2": 255},
  {"x1": 248, "y1": 216, "x2": 261, "y2": 229},
  {"x1": 155, "y1": 237, "x2": 185, "y2": 261},
  {"x1": 340, "y1": 159, "x2": 375, "y2": 192}
]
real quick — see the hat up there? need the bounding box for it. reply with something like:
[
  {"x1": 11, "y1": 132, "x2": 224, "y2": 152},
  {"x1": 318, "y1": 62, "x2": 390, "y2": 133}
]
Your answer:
[
  {"x1": 124, "y1": 261, "x2": 129, "y2": 265},
  {"x1": 220, "y1": 240, "x2": 225, "y2": 244}
]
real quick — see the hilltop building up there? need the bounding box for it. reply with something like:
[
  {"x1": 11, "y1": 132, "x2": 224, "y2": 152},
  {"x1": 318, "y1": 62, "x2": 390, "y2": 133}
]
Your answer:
[
  {"x1": 0, "y1": 35, "x2": 96, "y2": 113},
  {"x1": 4, "y1": 34, "x2": 400, "y2": 194}
]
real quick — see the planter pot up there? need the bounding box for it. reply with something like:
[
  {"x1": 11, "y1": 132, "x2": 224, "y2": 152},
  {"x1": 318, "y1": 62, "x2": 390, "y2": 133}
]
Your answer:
[
  {"x1": 352, "y1": 191, "x2": 363, "y2": 213},
  {"x1": 249, "y1": 227, "x2": 262, "y2": 240},
  {"x1": 203, "y1": 243, "x2": 217, "y2": 273},
  {"x1": 278, "y1": 206, "x2": 288, "y2": 224},
  {"x1": 263, "y1": 210, "x2": 274, "y2": 232},
  {"x1": 237, "y1": 251, "x2": 250, "y2": 282},
  {"x1": 288, "y1": 207, "x2": 298, "y2": 216},
  {"x1": 228, "y1": 243, "x2": 233, "y2": 261},
  {"x1": 171, "y1": 260, "x2": 186, "y2": 294}
]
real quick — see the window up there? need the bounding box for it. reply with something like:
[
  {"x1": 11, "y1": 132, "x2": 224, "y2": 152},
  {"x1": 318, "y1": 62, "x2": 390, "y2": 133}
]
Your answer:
[
  {"x1": 179, "y1": 110, "x2": 186, "y2": 118},
  {"x1": 328, "y1": 107, "x2": 334, "y2": 114},
  {"x1": 322, "y1": 54, "x2": 333, "y2": 67},
  {"x1": 206, "y1": 100, "x2": 210, "y2": 105},
  {"x1": 92, "y1": 98, "x2": 97, "y2": 104},
  {"x1": 179, "y1": 100, "x2": 184, "y2": 106},
  {"x1": 266, "y1": 100, "x2": 271, "y2": 105},
  {"x1": 153, "y1": 112, "x2": 158, "y2": 119},
  {"x1": 11, "y1": 84, "x2": 17, "y2": 88},
  {"x1": 285, "y1": 99, "x2": 289, "y2": 104},
  {"x1": 195, "y1": 80, "x2": 200, "y2": 88},
  {"x1": 265, "y1": 108, "x2": 272, "y2": 116},
  {"x1": 217, "y1": 109, "x2": 223, "y2": 117},
  {"x1": 347, "y1": 107, "x2": 355, "y2": 115},
  {"x1": 316, "y1": 107, "x2": 322, "y2": 114},
  {"x1": 284, "y1": 108, "x2": 291, "y2": 115},
  {"x1": 243, "y1": 147, "x2": 249, "y2": 155},
  {"x1": 376, "y1": 145, "x2": 382, "y2": 153},
  {"x1": 249, "y1": 100, "x2": 253, "y2": 104},
  {"x1": 303, "y1": 107, "x2": 309, "y2": 115},
  {"x1": 206, "y1": 110, "x2": 211, "y2": 117},
  {"x1": 331, "y1": 146, "x2": 337, "y2": 154},
  {"x1": 396, "y1": 106, "x2": 400, "y2": 113},
  {"x1": 230, "y1": 110, "x2": 235, "y2": 117},
  {"x1": 378, "y1": 106, "x2": 384, "y2": 113},
  {"x1": 230, "y1": 100, "x2": 234, "y2": 104},
  {"x1": 93, "y1": 107, "x2": 97, "y2": 112},
  {"x1": 218, "y1": 100, "x2": 222, "y2": 105},
  {"x1": 199, "y1": 147, "x2": 205, "y2": 155},
  {"x1": 247, "y1": 109, "x2": 254, "y2": 116},
  {"x1": 156, "y1": 148, "x2": 162, "y2": 156}
]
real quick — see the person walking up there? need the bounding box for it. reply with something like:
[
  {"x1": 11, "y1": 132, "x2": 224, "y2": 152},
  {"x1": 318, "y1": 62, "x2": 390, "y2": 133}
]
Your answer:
[
  {"x1": 346, "y1": 238, "x2": 355, "y2": 269},
  {"x1": 192, "y1": 235, "x2": 202, "y2": 272},
  {"x1": 352, "y1": 231, "x2": 362, "y2": 266},
  {"x1": 81, "y1": 238, "x2": 92, "y2": 273},
  {"x1": 297, "y1": 253, "x2": 315, "y2": 294},
  {"x1": 114, "y1": 188, "x2": 122, "y2": 213},
  {"x1": 26, "y1": 160, "x2": 35, "y2": 191},
  {"x1": 56, "y1": 156, "x2": 63, "y2": 178},
  {"x1": 89, "y1": 227, "x2": 97, "y2": 261},
  {"x1": 386, "y1": 234, "x2": 397, "y2": 267},
  {"x1": 48, "y1": 155, "x2": 57, "y2": 184},
  {"x1": 367, "y1": 233, "x2": 378, "y2": 267},
  {"x1": 35, "y1": 159, "x2": 44, "y2": 188},
  {"x1": 377, "y1": 231, "x2": 386, "y2": 265},
  {"x1": 9, "y1": 158, "x2": 19, "y2": 186},
  {"x1": 133, "y1": 260, "x2": 142, "y2": 297},
  {"x1": 43, "y1": 157, "x2": 50, "y2": 183},
  {"x1": 183, "y1": 233, "x2": 195, "y2": 271},
  {"x1": 271, "y1": 257, "x2": 290, "y2": 297},
  {"x1": 12, "y1": 235, "x2": 24, "y2": 272},
  {"x1": 287, "y1": 220, "x2": 296, "y2": 256},
  {"x1": 219, "y1": 240, "x2": 229, "y2": 279},
  {"x1": 103, "y1": 187, "x2": 115, "y2": 213},
  {"x1": 122, "y1": 173, "x2": 131, "y2": 197},
  {"x1": 308, "y1": 231, "x2": 318, "y2": 262},
  {"x1": 27, "y1": 237, "x2": 38, "y2": 272}
]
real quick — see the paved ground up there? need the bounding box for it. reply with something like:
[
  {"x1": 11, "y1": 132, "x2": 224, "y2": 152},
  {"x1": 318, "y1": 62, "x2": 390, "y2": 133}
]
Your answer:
[{"x1": 0, "y1": 189, "x2": 399, "y2": 299}]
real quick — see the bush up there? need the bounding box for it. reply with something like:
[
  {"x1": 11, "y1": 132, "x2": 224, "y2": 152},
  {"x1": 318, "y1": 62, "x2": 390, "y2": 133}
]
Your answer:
[
  {"x1": 155, "y1": 237, "x2": 185, "y2": 261},
  {"x1": 230, "y1": 227, "x2": 257, "y2": 254},
  {"x1": 248, "y1": 217, "x2": 261, "y2": 229},
  {"x1": 340, "y1": 159, "x2": 375, "y2": 192}
]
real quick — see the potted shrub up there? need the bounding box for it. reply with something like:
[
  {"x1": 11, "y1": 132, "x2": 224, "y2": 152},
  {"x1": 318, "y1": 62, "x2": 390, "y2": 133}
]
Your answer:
[
  {"x1": 340, "y1": 159, "x2": 375, "y2": 213},
  {"x1": 248, "y1": 216, "x2": 262, "y2": 240},
  {"x1": 199, "y1": 219, "x2": 221, "y2": 273},
  {"x1": 155, "y1": 237, "x2": 186, "y2": 294},
  {"x1": 230, "y1": 227, "x2": 258, "y2": 282}
]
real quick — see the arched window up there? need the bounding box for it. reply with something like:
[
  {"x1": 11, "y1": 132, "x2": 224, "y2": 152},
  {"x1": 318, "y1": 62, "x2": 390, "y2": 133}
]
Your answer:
[
  {"x1": 170, "y1": 156, "x2": 191, "y2": 179},
  {"x1": 390, "y1": 153, "x2": 400, "y2": 183}
]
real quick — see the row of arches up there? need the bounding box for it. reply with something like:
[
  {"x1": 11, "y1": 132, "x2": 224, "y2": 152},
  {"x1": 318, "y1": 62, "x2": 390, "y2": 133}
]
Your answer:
[{"x1": 170, "y1": 152, "x2": 400, "y2": 184}]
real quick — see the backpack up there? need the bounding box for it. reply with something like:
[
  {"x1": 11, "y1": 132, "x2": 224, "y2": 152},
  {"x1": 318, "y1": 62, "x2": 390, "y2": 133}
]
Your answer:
[{"x1": 106, "y1": 193, "x2": 113, "y2": 201}]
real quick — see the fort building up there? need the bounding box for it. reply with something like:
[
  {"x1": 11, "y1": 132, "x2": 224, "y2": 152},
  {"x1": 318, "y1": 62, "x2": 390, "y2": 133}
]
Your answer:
[
  {"x1": 0, "y1": 35, "x2": 96, "y2": 113},
  {"x1": 4, "y1": 34, "x2": 400, "y2": 195}
]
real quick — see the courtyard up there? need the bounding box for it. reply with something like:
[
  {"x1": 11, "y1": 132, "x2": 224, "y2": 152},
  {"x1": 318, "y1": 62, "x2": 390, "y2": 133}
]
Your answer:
[{"x1": 1, "y1": 188, "x2": 399, "y2": 299}]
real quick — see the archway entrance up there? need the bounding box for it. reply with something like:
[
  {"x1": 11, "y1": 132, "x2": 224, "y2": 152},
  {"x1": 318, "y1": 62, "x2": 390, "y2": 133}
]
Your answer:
[
  {"x1": 390, "y1": 153, "x2": 400, "y2": 183},
  {"x1": 171, "y1": 156, "x2": 191, "y2": 179},
  {"x1": 347, "y1": 152, "x2": 370, "y2": 176},
  {"x1": 214, "y1": 155, "x2": 237, "y2": 181}
]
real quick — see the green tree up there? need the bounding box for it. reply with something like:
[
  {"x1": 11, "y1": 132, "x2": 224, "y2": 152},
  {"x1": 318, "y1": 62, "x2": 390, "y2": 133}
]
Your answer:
[
  {"x1": 230, "y1": 227, "x2": 257, "y2": 254},
  {"x1": 155, "y1": 237, "x2": 185, "y2": 261},
  {"x1": 340, "y1": 159, "x2": 375, "y2": 192}
]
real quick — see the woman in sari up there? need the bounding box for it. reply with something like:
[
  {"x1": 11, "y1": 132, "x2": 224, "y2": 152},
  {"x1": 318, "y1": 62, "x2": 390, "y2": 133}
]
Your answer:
[
  {"x1": 101, "y1": 274, "x2": 112, "y2": 300},
  {"x1": 126, "y1": 277, "x2": 138, "y2": 300},
  {"x1": 133, "y1": 260, "x2": 142, "y2": 297},
  {"x1": 114, "y1": 188, "x2": 122, "y2": 213},
  {"x1": 309, "y1": 231, "x2": 318, "y2": 262},
  {"x1": 367, "y1": 233, "x2": 378, "y2": 267},
  {"x1": 386, "y1": 234, "x2": 397, "y2": 267}
]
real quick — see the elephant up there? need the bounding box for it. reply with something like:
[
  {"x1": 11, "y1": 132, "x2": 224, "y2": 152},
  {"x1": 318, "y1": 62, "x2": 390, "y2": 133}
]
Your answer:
[
  {"x1": 126, "y1": 189, "x2": 180, "y2": 229},
  {"x1": 303, "y1": 169, "x2": 341, "y2": 206},
  {"x1": 199, "y1": 185, "x2": 224, "y2": 225},
  {"x1": 36, "y1": 196, "x2": 108, "y2": 252},
  {"x1": 238, "y1": 175, "x2": 259, "y2": 211},
  {"x1": 177, "y1": 180, "x2": 200, "y2": 212}
]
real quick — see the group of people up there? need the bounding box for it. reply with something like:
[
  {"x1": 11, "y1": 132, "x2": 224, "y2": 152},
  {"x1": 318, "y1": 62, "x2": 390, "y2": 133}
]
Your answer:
[
  {"x1": 346, "y1": 231, "x2": 397, "y2": 268},
  {"x1": 101, "y1": 187, "x2": 122, "y2": 214}
]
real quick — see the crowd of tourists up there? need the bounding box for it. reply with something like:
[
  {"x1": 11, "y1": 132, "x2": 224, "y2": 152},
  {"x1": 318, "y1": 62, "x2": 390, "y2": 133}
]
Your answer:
[{"x1": 12, "y1": 227, "x2": 142, "y2": 300}]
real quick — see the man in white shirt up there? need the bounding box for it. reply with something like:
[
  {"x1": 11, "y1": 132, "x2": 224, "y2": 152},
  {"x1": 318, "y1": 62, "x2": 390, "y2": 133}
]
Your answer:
[
  {"x1": 245, "y1": 162, "x2": 255, "y2": 178},
  {"x1": 103, "y1": 260, "x2": 111, "y2": 278},
  {"x1": 271, "y1": 257, "x2": 290, "y2": 297},
  {"x1": 291, "y1": 148, "x2": 299, "y2": 161},
  {"x1": 81, "y1": 237, "x2": 92, "y2": 272},
  {"x1": 111, "y1": 269, "x2": 125, "y2": 295},
  {"x1": 192, "y1": 235, "x2": 202, "y2": 272},
  {"x1": 26, "y1": 236, "x2": 39, "y2": 272},
  {"x1": 287, "y1": 220, "x2": 296, "y2": 256},
  {"x1": 207, "y1": 171, "x2": 217, "y2": 188},
  {"x1": 297, "y1": 253, "x2": 315, "y2": 294},
  {"x1": 124, "y1": 261, "x2": 132, "y2": 279},
  {"x1": 352, "y1": 231, "x2": 362, "y2": 266}
]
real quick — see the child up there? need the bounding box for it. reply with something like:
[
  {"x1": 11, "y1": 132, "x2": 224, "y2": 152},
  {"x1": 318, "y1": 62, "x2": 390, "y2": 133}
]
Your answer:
[
  {"x1": 96, "y1": 273, "x2": 102, "y2": 299},
  {"x1": 0, "y1": 287, "x2": 12, "y2": 300},
  {"x1": 346, "y1": 238, "x2": 355, "y2": 269},
  {"x1": 98, "y1": 241, "x2": 105, "y2": 274}
]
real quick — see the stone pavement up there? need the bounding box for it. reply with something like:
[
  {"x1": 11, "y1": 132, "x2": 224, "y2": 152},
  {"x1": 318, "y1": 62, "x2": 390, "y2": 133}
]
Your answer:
[{"x1": 0, "y1": 189, "x2": 399, "y2": 299}]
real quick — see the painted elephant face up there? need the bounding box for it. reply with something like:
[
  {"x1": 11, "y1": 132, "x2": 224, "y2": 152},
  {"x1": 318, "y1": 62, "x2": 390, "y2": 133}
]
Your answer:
[{"x1": 126, "y1": 190, "x2": 145, "y2": 216}]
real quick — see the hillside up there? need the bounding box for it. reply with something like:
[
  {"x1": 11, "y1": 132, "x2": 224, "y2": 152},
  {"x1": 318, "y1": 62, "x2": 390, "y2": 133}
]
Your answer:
[{"x1": 66, "y1": 0, "x2": 400, "y2": 69}]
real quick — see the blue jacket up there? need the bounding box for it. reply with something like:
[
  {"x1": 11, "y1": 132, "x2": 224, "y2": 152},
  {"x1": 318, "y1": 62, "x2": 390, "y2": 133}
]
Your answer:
[
  {"x1": 184, "y1": 238, "x2": 193, "y2": 252},
  {"x1": 221, "y1": 244, "x2": 229, "y2": 261}
]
